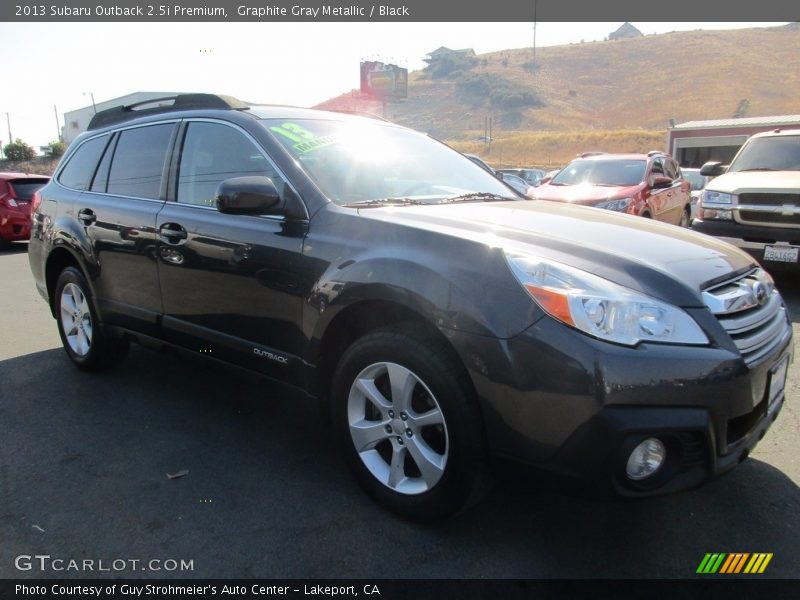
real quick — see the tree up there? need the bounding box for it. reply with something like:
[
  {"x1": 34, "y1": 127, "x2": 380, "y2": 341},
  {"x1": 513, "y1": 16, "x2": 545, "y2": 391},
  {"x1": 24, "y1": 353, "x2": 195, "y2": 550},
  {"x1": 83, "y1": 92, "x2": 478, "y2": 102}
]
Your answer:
[
  {"x1": 49, "y1": 140, "x2": 66, "y2": 158},
  {"x1": 3, "y1": 138, "x2": 36, "y2": 161}
]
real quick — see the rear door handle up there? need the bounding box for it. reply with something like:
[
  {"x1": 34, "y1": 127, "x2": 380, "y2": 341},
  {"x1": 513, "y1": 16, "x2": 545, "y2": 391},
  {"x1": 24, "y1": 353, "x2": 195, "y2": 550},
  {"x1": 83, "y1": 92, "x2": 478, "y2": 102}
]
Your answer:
[
  {"x1": 77, "y1": 208, "x2": 96, "y2": 225},
  {"x1": 159, "y1": 223, "x2": 188, "y2": 244}
]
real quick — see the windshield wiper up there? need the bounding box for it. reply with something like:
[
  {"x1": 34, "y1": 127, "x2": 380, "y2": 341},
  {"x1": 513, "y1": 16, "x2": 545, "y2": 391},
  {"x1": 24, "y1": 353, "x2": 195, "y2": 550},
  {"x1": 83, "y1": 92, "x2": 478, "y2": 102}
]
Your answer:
[
  {"x1": 737, "y1": 167, "x2": 778, "y2": 172},
  {"x1": 437, "y1": 192, "x2": 516, "y2": 204},
  {"x1": 343, "y1": 197, "x2": 430, "y2": 208}
]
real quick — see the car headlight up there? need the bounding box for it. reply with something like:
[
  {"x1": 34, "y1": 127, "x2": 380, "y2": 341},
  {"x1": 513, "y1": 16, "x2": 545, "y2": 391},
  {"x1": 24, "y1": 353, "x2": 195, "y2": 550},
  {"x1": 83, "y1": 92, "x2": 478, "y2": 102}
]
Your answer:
[
  {"x1": 505, "y1": 252, "x2": 709, "y2": 346},
  {"x1": 595, "y1": 198, "x2": 631, "y2": 212},
  {"x1": 702, "y1": 190, "x2": 734, "y2": 205}
]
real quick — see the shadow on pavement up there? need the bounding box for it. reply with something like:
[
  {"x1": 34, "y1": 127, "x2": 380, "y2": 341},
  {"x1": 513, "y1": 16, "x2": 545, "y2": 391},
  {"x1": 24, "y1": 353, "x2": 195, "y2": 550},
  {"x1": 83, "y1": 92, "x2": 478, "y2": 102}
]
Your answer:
[{"x1": 1, "y1": 346, "x2": 798, "y2": 579}]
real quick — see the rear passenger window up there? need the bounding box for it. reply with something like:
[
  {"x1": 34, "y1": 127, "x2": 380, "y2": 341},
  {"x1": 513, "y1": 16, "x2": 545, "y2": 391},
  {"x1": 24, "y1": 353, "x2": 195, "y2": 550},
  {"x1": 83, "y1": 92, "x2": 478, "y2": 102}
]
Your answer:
[
  {"x1": 177, "y1": 122, "x2": 286, "y2": 207},
  {"x1": 58, "y1": 135, "x2": 110, "y2": 191},
  {"x1": 107, "y1": 124, "x2": 174, "y2": 199}
]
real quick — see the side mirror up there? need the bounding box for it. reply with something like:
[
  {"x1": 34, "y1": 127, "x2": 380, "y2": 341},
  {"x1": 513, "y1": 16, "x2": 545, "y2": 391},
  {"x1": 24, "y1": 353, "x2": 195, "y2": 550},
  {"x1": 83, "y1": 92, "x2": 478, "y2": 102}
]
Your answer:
[
  {"x1": 700, "y1": 161, "x2": 726, "y2": 177},
  {"x1": 651, "y1": 175, "x2": 673, "y2": 189},
  {"x1": 216, "y1": 176, "x2": 282, "y2": 215}
]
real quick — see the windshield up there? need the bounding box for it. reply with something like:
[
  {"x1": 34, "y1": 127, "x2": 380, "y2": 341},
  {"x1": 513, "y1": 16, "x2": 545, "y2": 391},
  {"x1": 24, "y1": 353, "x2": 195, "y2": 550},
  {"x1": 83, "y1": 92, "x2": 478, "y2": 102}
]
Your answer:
[
  {"x1": 682, "y1": 170, "x2": 706, "y2": 191},
  {"x1": 729, "y1": 136, "x2": 800, "y2": 172},
  {"x1": 550, "y1": 159, "x2": 646, "y2": 186},
  {"x1": 263, "y1": 119, "x2": 515, "y2": 205}
]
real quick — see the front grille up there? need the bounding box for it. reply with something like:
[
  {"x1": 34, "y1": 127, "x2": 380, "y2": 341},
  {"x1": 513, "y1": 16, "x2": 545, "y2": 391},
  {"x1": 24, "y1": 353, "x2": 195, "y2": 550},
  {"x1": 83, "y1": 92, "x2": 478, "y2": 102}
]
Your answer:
[
  {"x1": 702, "y1": 269, "x2": 791, "y2": 367},
  {"x1": 739, "y1": 210, "x2": 800, "y2": 226},
  {"x1": 739, "y1": 193, "x2": 800, "y2": 207}
]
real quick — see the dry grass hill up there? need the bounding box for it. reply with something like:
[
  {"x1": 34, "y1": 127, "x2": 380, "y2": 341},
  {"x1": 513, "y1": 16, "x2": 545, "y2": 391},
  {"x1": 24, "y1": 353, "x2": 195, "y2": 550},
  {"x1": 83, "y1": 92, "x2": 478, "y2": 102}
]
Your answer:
[{"x1": 316, "y1": 24, "x2": 800, "y2": 166}]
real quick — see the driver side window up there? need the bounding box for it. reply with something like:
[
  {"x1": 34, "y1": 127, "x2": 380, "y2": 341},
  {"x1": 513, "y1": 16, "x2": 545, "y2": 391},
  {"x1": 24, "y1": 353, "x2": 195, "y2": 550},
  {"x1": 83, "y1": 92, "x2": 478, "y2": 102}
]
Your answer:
[{"x1": 177, "y1": 122, "x2": 286, "y2": 207}]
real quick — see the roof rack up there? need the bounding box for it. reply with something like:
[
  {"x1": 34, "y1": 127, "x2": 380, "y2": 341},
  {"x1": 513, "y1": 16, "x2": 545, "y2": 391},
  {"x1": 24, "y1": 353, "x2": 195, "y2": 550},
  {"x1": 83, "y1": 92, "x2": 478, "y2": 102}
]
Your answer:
[
  {"x1": 646, "y1": 150, "x2": 667, "y2": 157},
  {"x1": 578, "y1": 151, "x2": 606, "y2": 158},
  {"x1": 87, "y1": 93, "x2": 249, "y2": 131}
]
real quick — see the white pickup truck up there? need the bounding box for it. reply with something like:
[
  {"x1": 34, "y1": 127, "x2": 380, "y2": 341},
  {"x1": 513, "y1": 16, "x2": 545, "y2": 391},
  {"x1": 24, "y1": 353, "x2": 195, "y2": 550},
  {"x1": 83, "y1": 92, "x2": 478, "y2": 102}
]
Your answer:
[{"x1": 692, "y1": 128, "x2": 800, "y2": 269}]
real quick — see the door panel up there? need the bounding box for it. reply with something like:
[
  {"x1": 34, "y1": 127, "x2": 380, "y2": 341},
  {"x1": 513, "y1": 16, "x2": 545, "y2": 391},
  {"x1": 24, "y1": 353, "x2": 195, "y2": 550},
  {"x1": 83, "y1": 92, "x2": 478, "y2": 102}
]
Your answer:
[
  {"x1": 76, "y1": 123, "x2": 176, "y2": 334},
  {"x1": 156, "y1": 120, "x2": 307, "y2": 382}
]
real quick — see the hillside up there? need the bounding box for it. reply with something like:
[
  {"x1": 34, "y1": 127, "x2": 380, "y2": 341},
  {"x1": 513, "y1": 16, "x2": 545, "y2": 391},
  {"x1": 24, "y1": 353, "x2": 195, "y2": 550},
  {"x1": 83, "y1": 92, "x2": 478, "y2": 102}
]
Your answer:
[{"x1": 315, "y1": 25, "x2": 800, "y2": 165}]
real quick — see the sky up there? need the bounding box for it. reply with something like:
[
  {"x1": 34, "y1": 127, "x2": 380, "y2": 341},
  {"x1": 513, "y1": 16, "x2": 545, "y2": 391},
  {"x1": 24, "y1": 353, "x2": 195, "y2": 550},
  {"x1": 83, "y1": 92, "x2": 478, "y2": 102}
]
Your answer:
[{"x1": 0, "y1": 21, "x2": 788, "y2": 149}]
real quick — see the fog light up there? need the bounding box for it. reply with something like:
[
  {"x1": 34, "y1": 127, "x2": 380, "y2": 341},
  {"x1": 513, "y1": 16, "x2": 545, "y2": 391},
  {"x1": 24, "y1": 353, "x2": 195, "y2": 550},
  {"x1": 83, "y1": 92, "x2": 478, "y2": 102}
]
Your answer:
[{"x1": 626, "y1": 438, "x2": 666, "y2": 480}]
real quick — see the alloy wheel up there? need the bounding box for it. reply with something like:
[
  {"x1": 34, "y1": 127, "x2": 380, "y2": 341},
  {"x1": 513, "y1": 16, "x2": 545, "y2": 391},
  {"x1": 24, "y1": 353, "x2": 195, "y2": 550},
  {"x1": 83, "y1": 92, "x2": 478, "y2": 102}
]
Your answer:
[
  {"x1": 60, "y1": 282, "x2": 93, "y2": 356},
  {"x1": 347, "y1": 362, "x2": 449, "y2": 495}
]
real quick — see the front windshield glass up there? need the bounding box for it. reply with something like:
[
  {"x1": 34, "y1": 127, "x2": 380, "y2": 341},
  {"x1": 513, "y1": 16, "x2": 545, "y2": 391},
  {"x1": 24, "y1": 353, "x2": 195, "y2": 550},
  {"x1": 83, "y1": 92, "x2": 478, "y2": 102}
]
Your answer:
[
  {"x1": 551, "y1": 159, "x2": 646, "y2": 186},
  {"x1": 263, "y1": 118, "x2": 515, "y2": 205},
  {"x1": 682, "y1": 170, "x2": 706, "y2": 190},
  {"x1": 728, "y1": 136, "x2": 800, "y2": 172}
]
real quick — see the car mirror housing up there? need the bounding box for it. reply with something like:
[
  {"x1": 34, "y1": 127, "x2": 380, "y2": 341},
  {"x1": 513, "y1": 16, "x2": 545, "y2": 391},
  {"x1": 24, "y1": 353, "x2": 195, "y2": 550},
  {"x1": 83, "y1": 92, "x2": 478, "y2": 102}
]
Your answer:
[
  {"x1": 216, "y1": 176, "x2": 283, "y2": 215},
  {"x1": 700, "y1": 161, "x2": 726, "y2": 177}
]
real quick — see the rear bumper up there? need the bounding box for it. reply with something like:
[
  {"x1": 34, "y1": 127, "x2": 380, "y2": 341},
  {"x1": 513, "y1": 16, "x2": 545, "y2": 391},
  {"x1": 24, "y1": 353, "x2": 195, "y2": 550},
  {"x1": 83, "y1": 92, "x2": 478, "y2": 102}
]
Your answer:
[{"x1": 0, "y1": 211, "x2": 31, "y2": 241}]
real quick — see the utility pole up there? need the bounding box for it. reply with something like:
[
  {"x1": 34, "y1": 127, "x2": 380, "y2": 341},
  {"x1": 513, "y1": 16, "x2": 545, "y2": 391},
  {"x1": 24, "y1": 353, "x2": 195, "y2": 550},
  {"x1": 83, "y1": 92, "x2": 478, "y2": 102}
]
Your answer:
[
  {"x1": 54, "y1": 105, "x2": 61, "y2": 141},
  {"x1": 84, "y1": 92, "x2": 97, "y2": 114},
  {"x1": 4, "y1": 112, "x2": 12, "y2": 143}
]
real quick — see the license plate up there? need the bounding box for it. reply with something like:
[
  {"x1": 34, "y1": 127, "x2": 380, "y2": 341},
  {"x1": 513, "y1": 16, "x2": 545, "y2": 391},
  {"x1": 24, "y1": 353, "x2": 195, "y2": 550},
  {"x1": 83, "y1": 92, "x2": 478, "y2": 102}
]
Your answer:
[
  {"x1": 764, "y1": 245, "x2": 799, "y2": 263},
  {"x1": 767, "y1": 357, "x2": 789, "y2": 415}
]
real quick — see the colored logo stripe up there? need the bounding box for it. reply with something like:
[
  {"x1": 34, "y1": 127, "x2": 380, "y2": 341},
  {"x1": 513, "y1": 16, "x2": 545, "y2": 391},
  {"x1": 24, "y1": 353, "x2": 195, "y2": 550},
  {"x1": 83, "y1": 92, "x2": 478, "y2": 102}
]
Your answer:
[
  {"x1": 744, "y1": 553, "x2": 773, "y2": 574},
  {"x1": 697, "y1": 553, "x2": 773, "y2": 574}
]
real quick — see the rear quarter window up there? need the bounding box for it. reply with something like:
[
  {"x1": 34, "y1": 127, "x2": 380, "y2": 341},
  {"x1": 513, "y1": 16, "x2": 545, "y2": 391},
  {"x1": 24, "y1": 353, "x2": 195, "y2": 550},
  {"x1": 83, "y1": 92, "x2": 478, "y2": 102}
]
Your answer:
[{"x1": 57, "y1": 135, "x2": 110, "y2": 191}]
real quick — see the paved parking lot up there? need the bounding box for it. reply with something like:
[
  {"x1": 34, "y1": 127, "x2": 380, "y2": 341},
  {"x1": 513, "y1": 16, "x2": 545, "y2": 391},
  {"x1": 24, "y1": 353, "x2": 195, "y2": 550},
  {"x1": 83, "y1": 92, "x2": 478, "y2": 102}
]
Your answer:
[{"x1": 1, "y1": 242, "x2": 799, "y2": 579}]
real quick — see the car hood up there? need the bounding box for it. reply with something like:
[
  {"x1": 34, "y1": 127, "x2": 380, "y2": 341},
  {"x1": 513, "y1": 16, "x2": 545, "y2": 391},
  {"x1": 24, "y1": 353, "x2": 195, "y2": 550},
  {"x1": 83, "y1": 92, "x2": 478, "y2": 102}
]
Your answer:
[
  {"x1": 705, "y1": 170, "x2": 800, "y2": 193},
  {"x1": 359, "y1": 200, "x2": 756, "y2": 307},
  {"x1": 532, "y1": 182, "x2": 640, "y2": 204}
]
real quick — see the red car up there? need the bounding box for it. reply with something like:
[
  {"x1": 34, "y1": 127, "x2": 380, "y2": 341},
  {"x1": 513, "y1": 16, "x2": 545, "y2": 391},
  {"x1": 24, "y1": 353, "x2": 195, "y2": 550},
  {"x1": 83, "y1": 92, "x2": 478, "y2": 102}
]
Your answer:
[
  {"x1": 0, "y1": 173, "x2": 50, "y2": 248},
  {"x1": 532, "y1": 152, "x2": 692, "y2": 227}
]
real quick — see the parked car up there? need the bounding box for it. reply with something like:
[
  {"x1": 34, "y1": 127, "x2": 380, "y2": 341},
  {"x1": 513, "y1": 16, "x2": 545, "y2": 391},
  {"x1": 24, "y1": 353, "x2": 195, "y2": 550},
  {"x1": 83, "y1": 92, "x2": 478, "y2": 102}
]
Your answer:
[
  {"x1": 463, "y1": 153, "x2": 529, "y2": 197},
  {"x1": 681, "y1": 167, "x2": 711, "y2": 222},
  {"x1": 497, "y1": 168, "x2": 546, "y2": 187},
  {"x1": 532, "y1": 152, "x2": 693, "y2": 227},
  {"x1": 0, "y1": 173, "x2": 50, "y2": 248},
  {"x1": 496, "y1": 172, "x2": 532, "y2": 196},
  {"x1": 29, "y1": 94, "x2": 792, "y2": 520},
  {"x1": 693, "y1": 128, "x2": 800, "y2": 269}
]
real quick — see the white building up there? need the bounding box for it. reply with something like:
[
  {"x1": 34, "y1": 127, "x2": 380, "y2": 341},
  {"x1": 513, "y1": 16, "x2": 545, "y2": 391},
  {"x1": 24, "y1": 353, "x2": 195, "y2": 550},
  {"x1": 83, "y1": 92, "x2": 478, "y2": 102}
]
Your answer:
[{"x1": 62, "y1": 91, "x2": 181, "y2": 144}]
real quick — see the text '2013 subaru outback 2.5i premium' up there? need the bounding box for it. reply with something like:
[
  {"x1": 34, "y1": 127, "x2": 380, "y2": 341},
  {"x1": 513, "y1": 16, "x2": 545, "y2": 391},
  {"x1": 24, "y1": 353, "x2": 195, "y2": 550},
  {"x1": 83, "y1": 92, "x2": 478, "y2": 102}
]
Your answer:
[{"x1": 29, "y1": 95, "x2": 793, "y2": 520}]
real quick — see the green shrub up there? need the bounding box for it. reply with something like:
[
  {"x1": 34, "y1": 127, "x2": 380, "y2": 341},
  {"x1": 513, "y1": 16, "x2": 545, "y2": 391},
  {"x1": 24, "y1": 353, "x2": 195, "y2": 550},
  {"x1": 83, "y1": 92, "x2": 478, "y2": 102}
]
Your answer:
[
  {"x1": 425, "y1": 53, "x2": 478, "y2": 79},
  {"x1": 49, "y1": 140, "x2": 66, "y2": 157},
  {"x1": 456, "y1": 73, "x2": 545, "y2": 109},
  {"x1": 3, "y1": 139, "x2": 36, "y2": 161}
]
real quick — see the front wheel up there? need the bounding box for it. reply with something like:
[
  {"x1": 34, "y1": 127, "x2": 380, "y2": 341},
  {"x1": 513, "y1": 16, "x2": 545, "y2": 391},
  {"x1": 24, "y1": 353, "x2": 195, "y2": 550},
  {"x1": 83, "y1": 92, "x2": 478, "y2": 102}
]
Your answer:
[
  {"x1": 54, "y1": 267, "x2": 129, "y2": 370},
  {"x1": 332, "y1": 326, "x2": 488, "y2": 520}
]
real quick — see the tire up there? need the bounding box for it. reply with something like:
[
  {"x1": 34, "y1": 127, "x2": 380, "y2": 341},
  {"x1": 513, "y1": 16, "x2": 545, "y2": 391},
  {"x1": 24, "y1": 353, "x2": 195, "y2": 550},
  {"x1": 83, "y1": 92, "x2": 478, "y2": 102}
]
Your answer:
[
  {"x1": 331, "y1": 325, "x2": 488, "y2": 520},
  {"x1": 679, "y1": 206, "x2": 691, "y2": 228},
  {"x1": 54, "y1": 266, "x2": 129, "y2": 370}
]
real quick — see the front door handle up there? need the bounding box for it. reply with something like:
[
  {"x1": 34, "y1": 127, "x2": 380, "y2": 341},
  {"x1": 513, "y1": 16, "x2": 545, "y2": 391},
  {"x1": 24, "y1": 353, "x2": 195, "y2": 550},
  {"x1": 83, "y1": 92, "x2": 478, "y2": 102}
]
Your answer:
[
  {"x1": 77, "y1": 208, "x2": 96, "y2": 225},
  {"x1": 159, "y1": 223, "x2": 188, "y2": 244}
]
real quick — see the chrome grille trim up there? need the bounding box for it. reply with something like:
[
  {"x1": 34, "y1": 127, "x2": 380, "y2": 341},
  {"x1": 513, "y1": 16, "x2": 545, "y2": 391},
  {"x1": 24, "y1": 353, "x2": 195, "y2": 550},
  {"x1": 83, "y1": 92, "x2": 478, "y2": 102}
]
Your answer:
[{"x1": 703, "y1": 268, "x2": 791, "y2": 367}]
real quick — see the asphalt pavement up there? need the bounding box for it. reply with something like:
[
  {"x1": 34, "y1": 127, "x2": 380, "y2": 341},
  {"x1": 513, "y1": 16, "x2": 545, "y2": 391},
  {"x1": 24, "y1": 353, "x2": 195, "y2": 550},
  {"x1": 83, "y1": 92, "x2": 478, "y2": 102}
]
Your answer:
[{"x1": 1, "y1": 241, "x2": 798, "y2": 579}]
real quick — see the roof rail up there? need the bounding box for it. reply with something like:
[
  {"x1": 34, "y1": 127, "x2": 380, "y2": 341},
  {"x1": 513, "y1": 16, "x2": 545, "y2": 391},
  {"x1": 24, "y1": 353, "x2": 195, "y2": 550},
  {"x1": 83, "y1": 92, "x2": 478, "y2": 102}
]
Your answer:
[
  {"x1": 87, "y1": 93, "x2": 249, "y2": 131},
  {"x1": 578, "y1": 151, "x2": 605, "y2": 158},
  {"x1": 324, "y1": 109, "x2": 390, "y2": 122}
]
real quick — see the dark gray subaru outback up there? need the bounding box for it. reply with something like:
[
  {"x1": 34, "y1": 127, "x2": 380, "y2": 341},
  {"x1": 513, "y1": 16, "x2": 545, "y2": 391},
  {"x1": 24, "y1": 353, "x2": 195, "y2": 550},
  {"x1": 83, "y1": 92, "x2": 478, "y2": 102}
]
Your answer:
[{"x1": 29, "y1": 95, "x2": 793, "y2": 519}]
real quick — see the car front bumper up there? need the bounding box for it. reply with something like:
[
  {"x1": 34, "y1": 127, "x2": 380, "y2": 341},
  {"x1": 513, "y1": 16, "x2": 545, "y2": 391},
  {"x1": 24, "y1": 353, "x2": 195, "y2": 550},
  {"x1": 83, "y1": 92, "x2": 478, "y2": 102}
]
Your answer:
[
  {"x1": 448, "y1": 311, "x2": 793, "y2": 495},
  {"x1": 692, "y1": 218, "x2": 800, "y2": 269}
]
